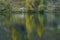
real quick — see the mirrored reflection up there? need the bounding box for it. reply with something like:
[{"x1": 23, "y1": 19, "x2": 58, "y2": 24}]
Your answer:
[{"x1": 0, "y1": 0, "x2": 60, "y2": 40}]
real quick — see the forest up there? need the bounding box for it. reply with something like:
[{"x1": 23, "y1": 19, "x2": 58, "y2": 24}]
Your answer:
[{"x1": 0, "y1": 0, "x2": 60, "y2": 40}]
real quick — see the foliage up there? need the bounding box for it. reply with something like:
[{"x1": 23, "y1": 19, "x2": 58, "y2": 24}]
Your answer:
[{"x1": 0, "y1": 0, "x2": 60, "y2": 40}]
